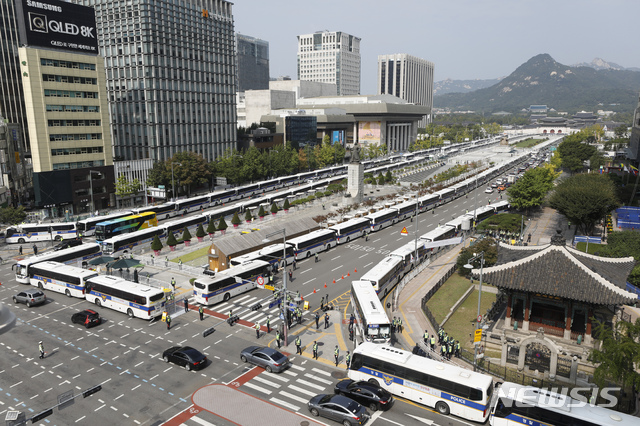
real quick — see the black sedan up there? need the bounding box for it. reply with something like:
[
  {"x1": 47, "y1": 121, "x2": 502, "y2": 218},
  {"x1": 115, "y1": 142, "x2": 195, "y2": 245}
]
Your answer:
[
  {"x1": 308, "y1": 394, "x2": 369, "y2": 426},
  {"x1": 162, "y1": 346, "x2": 207, "y2": 371},
  {"x1": 71, "y1": 309, "x2": 102, "y2": 328},
  {"x1": 334, "y1": 379, "x2": 393, "y2": 411}
]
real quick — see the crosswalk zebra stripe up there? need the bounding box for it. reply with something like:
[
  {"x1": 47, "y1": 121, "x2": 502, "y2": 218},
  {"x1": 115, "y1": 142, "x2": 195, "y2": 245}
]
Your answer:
[
  {"x1": 240, "y1": 311, "x2": 262, "y2": 322},
  {"x1": 238, "y1": 296, "x2": 257, "y2": 306},
  {"x1": 187, "y1": 416, "x2": 218, "y2": 426},
  {"x1": 290, "y1": 364, "x2": 305, "y2": 371},
  {"x1": 311, "y1": 368, "x2": 332, "y2": 377},
  {"x1": 296, "y1": 379, "x2": 325, "y2": 391},
  {"x1": 253, "y1": 375, "x2": 281, "y2": 388},
  {"x1": 303, "y1": 373, "x2": 333, "y2": 385},
  {"x1": 266, "y1": 373, "x2": 289, "y2": 383},
  {"x1": 242, "y1": 381, "x2": 271, "y2": 395},
  {"x1": 288, "y1": 384, "x2": 317, "y2": 397},
  {"x1": 280, "y1": 391, "x2": 309, "y2": 405},
  {"x1": 269, "y1": 397, "x2": 300, "y2": 412},
  {"x1": 283, "y1": 370, "x2": 298, "y2": 377}
]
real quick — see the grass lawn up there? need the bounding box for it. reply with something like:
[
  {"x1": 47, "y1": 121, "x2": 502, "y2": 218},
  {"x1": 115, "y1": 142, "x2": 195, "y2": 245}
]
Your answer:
[
  {"x1": 170, "y1": 245, "x2": 209, "y2": 264},
  {"x1": 514, "y1": 138, "x2": 542, "y2": 148},
  {"x1": 442, "y1": 289, "x2": 497, "y2": 351},
  {"x1": 575, "y1": 241, "x2": 604, "y2": 254},
  {"x1": 426, "y1": 273, "x2": 472, "y2": 324}
]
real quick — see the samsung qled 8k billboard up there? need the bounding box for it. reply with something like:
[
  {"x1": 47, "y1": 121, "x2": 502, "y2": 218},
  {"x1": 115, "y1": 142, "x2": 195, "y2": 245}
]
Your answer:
[{"x1": 15, "y1": 0, "x2": 98, "y2": 54}]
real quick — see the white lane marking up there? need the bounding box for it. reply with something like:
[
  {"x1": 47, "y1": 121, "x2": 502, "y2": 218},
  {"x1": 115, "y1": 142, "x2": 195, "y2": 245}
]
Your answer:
[
  {"x1": 280, "y1": 391, "x2": 309, "y2": 405},
  {"x1": 243, "y1": 381, "x2": 271, "y2": 395},
  {"x1": 296, "y1": 379, "x2": 325, "y2": 391},
  {"x1": 270, "y1": 397, "x2": 299, "y2": 411},
  {"x1": 288, "y1": 384, "x2": 317, "y2": 397},
  {"x1": 311, "y1": 368, "x2": 331, "y2": 376},
  {"x1": 253, "y1": 375, "x2": 281, "y2": 388},
  {"x1": 304, "y1": 373, "x2": 332, "y2": 385}
]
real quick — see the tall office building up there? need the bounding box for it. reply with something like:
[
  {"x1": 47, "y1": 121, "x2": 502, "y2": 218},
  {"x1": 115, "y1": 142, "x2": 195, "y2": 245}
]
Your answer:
[
  {"x1": 377, "y1": 54, "x2": 434, "y2": 127},
  {"x1": 71, "y1": 0, "x2": 237, "y2": 162},
  {"x1": 297, "y1": 31, "x2": 360, "y2": 96},
  {"x1": 236, "y1": 34, "x2": 269, "y2": 92},
  {"x1": 12, "y1": 0, "x2": 115, "y2": 213}
]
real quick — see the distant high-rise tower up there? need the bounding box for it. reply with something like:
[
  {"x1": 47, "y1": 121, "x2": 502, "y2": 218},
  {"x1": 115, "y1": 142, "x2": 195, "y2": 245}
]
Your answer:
[
  {"x1": 236, "y1": 34, "x2": 269, "y2": 92},
  {"x1": 297, "y1": 31, "x2": 360, "y2": 96},
  {"x1": 70, "y1": 0, "x2": 238, "y2": 162},
  {"x1": 377, "y1": 54, "x2": 434, "y2": 127}
]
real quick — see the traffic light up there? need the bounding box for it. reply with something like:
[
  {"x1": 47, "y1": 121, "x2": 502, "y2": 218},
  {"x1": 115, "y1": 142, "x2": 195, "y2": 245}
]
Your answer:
[
  {"x1": 250, "y1": 303, "x2": 262, "y2": 312},
  {"x1": 227, "y1": 315, "x2": 239, "y2": 325},
  {"x1": 82, "y1": 385, "x2": 101, "y2": 398}
]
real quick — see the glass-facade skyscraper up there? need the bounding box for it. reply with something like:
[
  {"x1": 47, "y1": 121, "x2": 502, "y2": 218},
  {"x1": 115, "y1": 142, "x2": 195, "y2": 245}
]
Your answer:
[
  {"x1": 71, "y1": 0, "x2": 238, "y2": 162},
  {"x1": 236, "y1": 34, "x2": 269, "y2": 92}
]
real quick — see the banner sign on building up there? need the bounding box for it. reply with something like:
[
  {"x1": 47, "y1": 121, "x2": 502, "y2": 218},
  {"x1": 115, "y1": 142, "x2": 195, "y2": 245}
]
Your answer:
[
  {"x1": 358, "y1": 121, "x2": 381, "y2": 144},
  {"x1": 15, "y1": 0, "x2": 99, "y2": 54},
  {"x1": 331, "y1": 130, "x2": 344, "y2": 146}
]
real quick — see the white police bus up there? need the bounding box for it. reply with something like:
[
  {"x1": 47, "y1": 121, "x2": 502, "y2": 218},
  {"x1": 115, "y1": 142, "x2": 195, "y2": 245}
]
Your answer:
[
  {"x1": 329, "y1": 217, "x2": 370, "y2": 244},
  {"x1": 349, "y1": 343, "x2": 494, "y2": 423},
  {"x1": 6, "y1": 222, "x2": 77, "y2": 244},
  {"x1": 230, "y1": 244, "x2": 295, "y2": 269},
  {"x1": 350, "y1": 280, "x2": 391, "y2": 344},
  {"x1": 85, "y1": 275, "x2": 165, "y2": 320},
  {"x1": 28, "y1": 261, "x2": 98, "y2": 298},
  {"x1": 358, "y1": 255, "x2": 405, "y2": 297},
  {"x1": 13, "y1": 243, "x2": 102, "y2": 284},
  {"x1": 192, "y1": 260, "x2": 271, "y2": 305},
  {"x1": 491, "y1": 382, "x2": 640, "y2": 426},
  {"x1": 288, "y1": 229, "x2": 337, "y2": 260}
]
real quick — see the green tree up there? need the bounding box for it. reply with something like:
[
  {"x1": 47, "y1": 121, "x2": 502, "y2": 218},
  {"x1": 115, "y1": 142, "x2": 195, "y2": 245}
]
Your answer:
[
  {"x1": 549, "y1": 174, "x2": 619, "y2": 235},
  {"x1": 206, "y1": 219, "x2": 216, "y2": 234},
  {"x1": 166, "y1": 231, "x2": 178, "y2": 247},
  {"x1": 150, "y1": 234, "x2": 163, "y2": 251},
  {"x1": 114, "y1": 174, "x2": 142, "y2": 198},
  {"x1": 170, "y1": 152, "x2": 211, "y2": 196},
  {"x1": 557, "y1": 134, "x2": 597, "y2": 172},
  {"x1": 231, "y1": 211, "x2": 241, "y2": 226},
  {"x1": 258, "y1": 205, "x2": 266, "y2": 217},
  {"x1": 270, "y1": 203, "x2": 279, "y2": 214},
  {"x1": 455, "y1": 238, "x2": 498, "y2": 277},
  {"x1": 244, "y1": 209, "x2": 252, "y2": 221},
  {"x1": 0, "y1": 206, "x2": 26, "y2": 225},
  {"x1": 283, "y1": 198, "x2": 290, "y2": 211},
  {"x1": 614, "y1": 125, "x2": 629, "y2": 139},
  {"x1": 590, "y1": 319, "x2": 640, "y2": 390},
  {"x1": 217, "y1": 217, "x2": 228, "y2": 232},
  {"x1": 507, "y1": 167, "x2": 556, "y2": 211},
  {"x1": 385, "y1": 171, "x2": 393, "y2": 183},
  {"x1": 181, "y1": 227, "x2": 192, "y2": 241},
  {"x1": 594, "y1": 230, "x2": 640, "y2": 287},
  {"x1": 195, "y1": 223, "x2": 206, "y2": 239}
]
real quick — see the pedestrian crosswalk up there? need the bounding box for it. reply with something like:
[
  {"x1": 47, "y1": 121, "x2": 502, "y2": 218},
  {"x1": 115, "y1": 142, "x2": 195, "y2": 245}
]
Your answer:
[
  {"x1": 240, "y1": 362, "x2": 336, "y2": 412},
  {"x1": 188, "y1": 294, "x2": 311, "y2": 327}
]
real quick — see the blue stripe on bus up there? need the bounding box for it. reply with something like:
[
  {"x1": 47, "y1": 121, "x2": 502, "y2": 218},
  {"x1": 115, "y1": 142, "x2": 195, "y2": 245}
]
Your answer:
[
  {"x1": 295, "y1": 242, "x2": 329, "y2": 254},
  {"x1": 356, "y1": 366, "x2": 489, "y2": 412},
  {"x1": 500, "y1": 413, "x2": 550, "y2": 426},
  {"x1": 197, "y1": 276, "x2": 261, "y2": 299},
  {"x1": 88, "y1": 291, "x2": 159, "y2": 312},
  {"x1": 32, "y1": 275, "x2": 84, "y2": 291}
]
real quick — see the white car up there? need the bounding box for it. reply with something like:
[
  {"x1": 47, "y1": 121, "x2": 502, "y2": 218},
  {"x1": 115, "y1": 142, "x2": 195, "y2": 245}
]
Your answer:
[{"x1": 485, "y1": 187, "x2": 494, "y2": 194}]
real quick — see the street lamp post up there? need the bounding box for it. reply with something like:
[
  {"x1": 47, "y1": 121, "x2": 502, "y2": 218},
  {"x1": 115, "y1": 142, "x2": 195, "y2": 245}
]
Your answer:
[
  {"x1": 263, "y1": 228, "x2": 288, "y2": 346},
  {"x1": 88, "y1": 170, "x2": 99, "y2": 215},
  {"x1": 171, "y1": 162, "x2": 182, "y2": 202},
  {"x1": 464, "y1": 251, "x2": 484, "y2": 372}
]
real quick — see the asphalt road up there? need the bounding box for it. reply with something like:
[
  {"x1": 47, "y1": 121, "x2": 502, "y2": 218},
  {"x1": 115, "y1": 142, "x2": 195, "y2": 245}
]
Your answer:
[{"x1": 0, "y1": 156, "x2": 521, "y2": 425}]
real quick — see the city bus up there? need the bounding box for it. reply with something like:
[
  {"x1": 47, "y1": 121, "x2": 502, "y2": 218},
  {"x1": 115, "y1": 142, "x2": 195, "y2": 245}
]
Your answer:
[
  {"x1": 163, "y1": 214, "x2": 208, "y2": 237},
  {"x1": 350, "y1": 280, "x2": 391, "y2": 344},
  {"x1": 95, "y1": 212, "x2": 157, "y2": 241},
  {"x1": 174, "y1": 194, "x2": 211, "y2": 214},
  {"x1": 358, "y1": 255, "x2": 405, "y2": 297},
  {"x1": 490, "y1": 382, "x2": 640, "y2": 426},
  {"x1": 329, "y1": 217, "x2": 370, "y2": 244},
  {"x1": 193, "y1": 260, "x2": 271, "y2": 305},
  {"x1": 349, "y1": 343, "x2": 494, "y2": 423},
  {"x1": 133, "y1": 203, "x2": 177, "y2": 221},
  {"x1": 392, "y1": 200, "x2": 418, "y2": 221},
  {"x1": 230, "y1": 243, "x2": 295, "y2": 269},
  {"x1": 77, "y1": 211, "x2": 133, "y2": 236},
  {"x1": 85, "y1": 275, "x2": 165, "y2": 319},
  {"x1": 388, "y1": 241, "x2": 427, "y2": 275},
  {"x1": 28, "y1": 261, "x2": 98, "y2": 298},
  {"x1": 418, "y1": 193, "x2": 440, "y2": 212},
  {"x1": 365, "y1": 208, "x2": 399, "y2": 232},
  {"x1": 13, "y1": 243, "x2": 102, "y2": 284},
  {"x1": 6, "y1": 222, "x2": 78, "y2": 244},
  {"x1": 101, "y1": 226, "x2": 165, "y2": 257},
  {"x1": 210, "y1": 189, "x2": 238, "y2": 206},
  {"x1": 288, "y1": 229, "x2": 337, "y2": 260}
]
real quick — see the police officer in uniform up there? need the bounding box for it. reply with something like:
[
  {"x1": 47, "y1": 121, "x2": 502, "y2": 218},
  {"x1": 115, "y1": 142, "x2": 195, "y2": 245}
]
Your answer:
[
  {"x1": 166, "y1": 313, "x2": 171, "y2": 330},
  {"x1": 276, "y1": 330, "x2": 282, "y2": 348},
  {"x1": 334, "y1": 345, "x2": 339, "y2": 366},
  {"x1": 171, "y1": 277, "x2": 176, "y2": 291},
  {"x1": 345, "y1": 351, "x2": 351, "y2": 369},
  {"x1": 266, "y1": 316, "x2": 271, "y2": 333},
  {"x1": 255, "y1": 323, "x2": 260, "y2": 339},
  {"x1": 315, "y1": 312, "x2": 320, "y2": 329},
  {"x1": 199, "y1": 305, "x2": 204, "y2": 321},
  {"x1": 295, "y1": 336, "x2": 302, "y2": 355},
  {"x1": 39, "y1": 341, "x2": 45, "y2": 359},
  {"x1": 313, "y1": 341, "x2": 318, "y2": 360},
  {"x1": 324, "y1": 312, "x2": 330, "y2": 329}
]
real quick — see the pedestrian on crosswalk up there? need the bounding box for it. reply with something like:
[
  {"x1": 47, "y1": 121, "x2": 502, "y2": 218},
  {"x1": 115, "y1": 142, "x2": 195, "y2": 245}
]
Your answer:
[
  {"x1": 295, "y1": 336, "x2": 302, "y2": 355},
  {"x1": 266, "y1": 316, "x2": 271, "y2": 333},
  {"x1": 315, "y1": 312, "x2": 320, "y2": 329},
  {"x1": 166, "y1": 313, "x2": 171, "y2": 331},
  {"x1": 324, "y1": 312, "x2": 330, "y2": 329},
  {"x1": 334, "y1": 345, "x2": 339, "y2": 367},
  {"x1": 276, "y1": 330, "x2": 281, "y2": 348},
  {"x1": 255, "y1": 323, "x2": 260, "y2": 339},
  {"x1": 313, "y1": 341, "x2": 318, "y2": 360},
  {"x1": 199, "y1": 305, "x2": 204, "y2": 321}
]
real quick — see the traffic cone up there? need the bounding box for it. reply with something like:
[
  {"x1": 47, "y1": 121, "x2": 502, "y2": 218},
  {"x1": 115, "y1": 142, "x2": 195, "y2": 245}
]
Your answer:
[
  {"x1": 324, "y1": 282, "x2": 327, "y2": 288},
  {"x1": 314, "y1": 288, "x2": 316, "y2": 293},
  {"x1": 333, "y1": 278, "x2": 336, "y2": 284},
  {"x1": 347, "y1": 272, "x2": 350, "y2": 277},
  {"x1": 341, "y1": 274, "x2": 344, "y2": 280},
  {"x1": 355, "y1": 268, "x2": 357, "y2": 273}
]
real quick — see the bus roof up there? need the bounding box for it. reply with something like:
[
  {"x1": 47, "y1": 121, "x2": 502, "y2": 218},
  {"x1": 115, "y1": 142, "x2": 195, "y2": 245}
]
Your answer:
[
  {"x1": 30, "y1": 260, "x2": 98, "y2": 278},
  {"x1": 365, "y1": 208, "x2": 397, "y2": 220},
  {"x1": 96, "y1": 211, "x2": 155, "y2": 227},
  {"x1": 419, "y1": 225, "x2": 455, "y2": 242},
  {"x1": 16, "y1": 243, "x2": 101, "y2": 266},
  {"x1": 78, "y1": 211, "x2": 133, "y2": 225},
  {"x1": 330, "y1": 217, "x2": 370, "y2": 231},
  {"x1": 87, "y1": 275, "x2": 164, "y2": 295},
  {"x1": 100, "y1": 226, "x2": 163, "y2": 244},
  {"x1": 289, "y1": 228, "x2": 336, "y2": 242},
  {"x1": 351, "y1": 281, "x2": 390, "y2": 324}
]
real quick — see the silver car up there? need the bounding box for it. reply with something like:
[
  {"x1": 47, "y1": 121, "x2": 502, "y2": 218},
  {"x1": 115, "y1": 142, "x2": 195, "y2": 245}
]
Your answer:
[
  {"x1": 240, "y1": 346, "x2": 290, "y2": 373},
  {"x1": 13, "y1": 289, "x2": 46, "y2": 307}
]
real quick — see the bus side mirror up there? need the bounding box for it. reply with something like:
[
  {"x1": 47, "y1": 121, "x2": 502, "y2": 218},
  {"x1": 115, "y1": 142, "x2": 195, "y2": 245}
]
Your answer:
[{"x1": 386, "y1": 302, "x2": 391, "y2": 309}]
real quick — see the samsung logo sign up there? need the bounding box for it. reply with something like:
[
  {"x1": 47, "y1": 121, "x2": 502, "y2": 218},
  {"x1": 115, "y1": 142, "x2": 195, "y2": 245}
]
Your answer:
[{"x1": 26, "y1": 0, "x2": 62, "y2": 13}]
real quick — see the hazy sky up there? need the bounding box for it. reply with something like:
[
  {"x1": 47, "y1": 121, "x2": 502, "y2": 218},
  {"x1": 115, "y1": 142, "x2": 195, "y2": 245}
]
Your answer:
[{"x1": 233, "y1": 0, "x2": 640, "y2": 94}]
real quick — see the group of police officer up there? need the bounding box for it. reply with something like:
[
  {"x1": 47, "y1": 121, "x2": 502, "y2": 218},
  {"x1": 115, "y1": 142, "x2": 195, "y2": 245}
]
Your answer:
[{"x1": 422, "y1": 327, "x2": 460, "y2": 360}]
